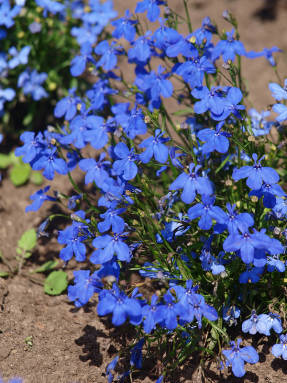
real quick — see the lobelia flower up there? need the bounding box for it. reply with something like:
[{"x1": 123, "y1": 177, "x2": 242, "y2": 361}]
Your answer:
[
  {"x1": 91, "y1": 233, "x2": 131, "y2": 264},
  {"x1": 272, "y1": 334, "x2": 287, "y2": 360},
  {"x1": 222, "y1": 338, "x2": 259, "y2": 378},
  {"x1": 106, "y1": 356, "x2": 119, "y2": 383},
  {"x1": 18, "y1": 69, "x2": 48, "y2": 100},
  {"x1": 246, "y1": 46, "x2": 282, "y2": 66},
  {"x1": 152, "y1": 19, "x2": 181, "y2": 51},
  {"x1": 212, "y1": 29, "x2": 246, "y2": 62},
  {"x1": 97, "y1": 283, "x2": 142, "y2": 326},
  {"x1": 58, "y1": 211, "x2": 90, "y2": 262},
  {"x1": 112, "y1": 103, "x2": 147, "y2": 139},
  {"x1": 169, "y1": 163, "x2": 213, "y2": 204},
  {"x1": 249, "y1": 181, "x2": 285, "y2": 209},
  {"x1": 130, "y1": 338, "x2": 145, "y2": 369},
  {"x1": 248, "y1": 109, "x2": 274, "y2": 136},
  {"x1": 70, "y1": 42, "x2": 95, "y2": 77},
  {"x1": 8, "y1": 46, "x2": 30, "y2": 69},
  {"x1": 232, "y1": 153, "x2": 279, "y2": 190},
  {"x1": 197, "y1": 121, "x2": 230, "y2": 155},
  {"x1": 0, "y1": 87, "x2": 15, "y2": 113},
  {"x1": 239, "y1": 266, "x2": 264, "y2": 283},
  {"x1": 98, "y1": 201, "x2": 126, "y2": 234},
  {"x1": 135, "y1": 0, "x2": 165, "y2": 22},
  {"x1": 112, "y1": 142, "x2": 139, "y2": 180},
  {"x1": 135, "y1": 65, "x2": 173, "y2": 111},
  {"x1": 68, "y1": 270, "x2": 103, "y2": 307},
  {"x1": 272, "y1": 103, "x2": 287, "y2": 123},
  {"x1": 174, "y1": 56, "x2": 216, "y2": 89},
  {"x1": 95, "y1": 40, "x2": 123, "y2": 71},
  {"x1": 223, "y1": 305, "x2": 240, "y2": 326},
  {"x1": 139, "y1": 128, "x2": 169, "y2": 164},
  {"x1": 79, "y1": 153, "x2": 110, "y2": 188},
  {"x1": 256, "y1": 312, "x2": 282, "y2": 336},
  {"x1": 269, "y1": 78, "x2": 287, "y2": 101},
  {"x1": 187, "y1": 195, "x2": 226, "y2": 230},
  {"x1": 242, "y1": 310, "x2": 261, "y2": 334},
  {"x1": 111, "y1": 10, "x2": 137, "y2": 42},
  {"x1": 223, "y1": 227, "x2": 277, "y2": 264},
  {"x1": 25, "y1": 186, "x2": 56, "y2": 212},
  {"x1": 128, "y1": 33, "x2": 153, "y2": 65},
  {"x1": 142, "y1": 294, "x2": 165, "y2": 333},
  {"x1": 166, "y1": 33, "x2": 199, "y2": 58},
  {"x1": 31, "y1": 147, "x2": 68, "y2": 180},
  {"x1": 54, "y1": 88, "x2": 82, "y2": 121}
]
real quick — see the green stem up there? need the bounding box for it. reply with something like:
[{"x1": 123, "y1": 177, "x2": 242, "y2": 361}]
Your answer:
[{"x1": 183, "y1": 0, "x2": 192, "y2": 33}]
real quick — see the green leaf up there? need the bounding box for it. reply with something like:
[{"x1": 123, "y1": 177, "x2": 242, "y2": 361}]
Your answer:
[
  {"x1": 0, "y1": 271, "x2": 9, "y2": 278},
  {"x1": 0, "y1": 154, "x2": 12, "y2": 169},
  {"x1": 32, "y1": 260, "x2": 58, "y2": 274},
  {"x1": 30, "y1": 171, "x2": 43, "y2": 185},
  {"x1": 44, "y1": 271, "x2": 68, "y2": 295},
  {"x1": 172, "y1": 107, "x2": 193, "y2": 116},
  {"x1": 10, "y1": 163, "x2": 31, "y2": 186},
  {"x1": 18, "y1": 228, "x2": 37, "y2": 252}
]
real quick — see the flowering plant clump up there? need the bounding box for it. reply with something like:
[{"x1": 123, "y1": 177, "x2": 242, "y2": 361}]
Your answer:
[
  {"x1": 10, "y1": 0, "x2": 287, "y2": 381},
  {"x1": 0, "y1": 0, "x2": 116, "y2": 137}
]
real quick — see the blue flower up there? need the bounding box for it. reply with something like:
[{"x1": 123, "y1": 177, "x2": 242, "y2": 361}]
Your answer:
[
  {"x1": 242, "y1": 310, "x2": 261, "y2": 335},
  {"x1": 269, "y1": 79, "x2": 287, "y2": 101},
  {"x1": 25, "y1": 186, "x2": 56, "y2": 212},
  {"x1": 54, "y1": 88, "x2": 82, "y2": 121},
  {"x1": 91, "y1": 233, "x2": 131, "y2": 264},
  {"x1": 106, "y1": 356, "x2": 119, "y2": 383},
  {"x1": 135, "y1": 65, "x2": 173, "y2": 111},
  {"x1": 0, "y1": 87, "x2": 15, "y2": 113},
  {"x1": 232, "y1": 153, "x2": 279, "y2": 190},
  {"x1": 142, "y1": 294, "x2": 165, "y2": 333},
  {"x1": 135, "y1": 0, "x2": 165, "y2": 22},
  {"x1": 18, "y1": 69, "x2": 48, "y2": 100},
  {"x1": 174, "y1": 56, "x2": 216, "y2": 89},
  {"x1": 139, "y1": 128, "x2": 169, "y2": 164},
  {"x1": 111, "y1": 10, "x2": 137, "y2": 42},
  {"x1": 112, "y1": 103, "x2": 147, "y2": 139},
  {"x1": 8, "y1": 46, "x2": 30, "y2": 69},
  {"x1": 112, "y1": 142, "x2": 138, "y2": 180},
  {"x1": 128, "y1": 33, "x2": 153, "y2": 65},
  {"x1": 256, "y1": 312, "x2": 282, "y2": 336},
  {"x1": 58, "y1": 211, "x2": 90, "y2": 262},
  {"x1": 272, "y1": 334, "x2": 287, "y2": 360},
  {"x1": 31, "y1": 147, "x2": 68, "y2": 180},
  {"x1": 97, "y1": 283, "x2": 142, "y2": 326},
  {"x1": 222, "y1": 339, "x2": 259, "y2": 377},
  {"x1": 188, "y1": 195, "x2": 226, "y2": 230},
  {"x1": 197, "y1": 122, "x2": 230, "y2": 155},
  {"x1": 70, "y1": 42, "x2": 95, "y2": 77},
  {"x1": 95, "y1": 40, "x2": 123, "y2": 71},
  {"x1": 98, "y1": 201, "x2": 126, "y2": 234},
  {"x1": 130, "y1": 338, "x2": 145, "y2": 369},
  {"x1": 169, "y1": 163, "x2": 213, "y2": 204},
  {"x1": 272, "y1": 103, "x2": 287, "y2": 123},
  {"x1": 79, "y1": 153, "x2": 110, "y2": 188},
  {"x1": 246, "y1": 46, "x2": 282, "y2": 66},
  {"x1": 68, "y1": 270, "x2": 103, "y2": 307},
  {"x1": 212, "y1": 29, "x2": 245, "y2": 62}
]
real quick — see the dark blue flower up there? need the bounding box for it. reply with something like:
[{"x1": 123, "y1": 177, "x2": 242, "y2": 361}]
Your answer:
[
  {"x1": 142, "y1": 294, "x2": 165, "y2": 333},
  {"x1": 95, "y1": 40, "x2": 123, "y2": 71},
  {"x1": 91, "y1": 233, "x2": 131, "y2": 264}
]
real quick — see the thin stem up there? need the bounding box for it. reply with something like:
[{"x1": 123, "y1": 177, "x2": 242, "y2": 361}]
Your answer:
[{"x1": 183, "y1": 0, "x2": 192, "y2": 33}]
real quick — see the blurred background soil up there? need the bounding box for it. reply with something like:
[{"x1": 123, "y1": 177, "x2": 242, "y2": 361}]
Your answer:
[{"x1": 1, "y1": 0, "x2": 287, "y2": 382}]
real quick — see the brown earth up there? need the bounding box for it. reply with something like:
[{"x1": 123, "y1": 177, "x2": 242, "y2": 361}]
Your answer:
[{"x1": 1, "y1": 0, "x2": 287, "y2": 382}]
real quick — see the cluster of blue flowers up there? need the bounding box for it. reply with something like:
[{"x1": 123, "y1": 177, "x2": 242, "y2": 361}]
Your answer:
[{"x1": 12, "y1": 0, "x2": 287, "y2": 381}]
